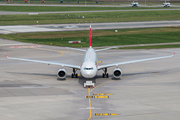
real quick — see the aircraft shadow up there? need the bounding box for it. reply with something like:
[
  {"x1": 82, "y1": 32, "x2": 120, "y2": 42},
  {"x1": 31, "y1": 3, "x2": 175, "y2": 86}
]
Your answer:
[
  {"x1": 7, "y1": 71, "x2": 56, "y2": 77},
  {"x1": 122, "y1": 71, "x2": 160, "y2": 77},
  {"x1": 6, "y1": 71, "x2": 160, "y2": 85},
  {"x1": 78, "y1": 76, "x2": 97, "y2": 86}
]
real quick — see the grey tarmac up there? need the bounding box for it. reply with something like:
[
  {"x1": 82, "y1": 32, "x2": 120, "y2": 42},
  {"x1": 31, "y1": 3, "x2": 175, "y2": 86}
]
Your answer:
[
  {"x1": 1, "y1": 20, "x2": 180, "y2": 34},
  {"x1": 0, "y1": 38, "x2": 180, "y2": 120}
]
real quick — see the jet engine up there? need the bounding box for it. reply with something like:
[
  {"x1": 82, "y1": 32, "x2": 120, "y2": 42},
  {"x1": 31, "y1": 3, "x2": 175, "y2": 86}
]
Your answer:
[
  {"x1": 113, "y1": 68, "x2": 122, "y2": 78},
  {"x1": 57, "y1": 69, "x2": 66, "y2": 79}
]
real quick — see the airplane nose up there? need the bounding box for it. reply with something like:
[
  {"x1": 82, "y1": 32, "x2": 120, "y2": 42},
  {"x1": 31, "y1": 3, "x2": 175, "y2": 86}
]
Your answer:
[
  {"x1": 81, "y1": 70, "x2": 96, "y2": 78},
  {"x1": 83, "y1": 72, "x2": 92, "y2": 78}
]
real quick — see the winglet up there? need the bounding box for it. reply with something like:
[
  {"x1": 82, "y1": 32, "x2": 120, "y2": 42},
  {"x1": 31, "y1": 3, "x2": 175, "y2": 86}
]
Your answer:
[
  {"x1": 173, "y1": 52, "x2": 176, "y2": 56},
  {"x1": 90, "y1": 25, "x2": 92, "y2": 47},
  {"x1": 4, "y1": 53, "x2": 8, "y2": 58}
]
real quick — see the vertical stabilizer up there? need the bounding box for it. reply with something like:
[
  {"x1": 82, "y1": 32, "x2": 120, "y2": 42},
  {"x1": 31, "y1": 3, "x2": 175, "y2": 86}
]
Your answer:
[{"x1": 90, "y1": 25, "x2": 92, "y2": 47}]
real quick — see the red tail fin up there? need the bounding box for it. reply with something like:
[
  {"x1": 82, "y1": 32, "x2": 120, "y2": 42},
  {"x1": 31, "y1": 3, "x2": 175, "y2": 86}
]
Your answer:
[{"x1": 90, "y1": 25, "x2": 92, "y2": 47}]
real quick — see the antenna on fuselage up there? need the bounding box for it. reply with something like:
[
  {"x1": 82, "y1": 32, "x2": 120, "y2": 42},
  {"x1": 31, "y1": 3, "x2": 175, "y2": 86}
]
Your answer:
[{"x1": 90, "y1": 25, "x2": 92, "y2": 47}]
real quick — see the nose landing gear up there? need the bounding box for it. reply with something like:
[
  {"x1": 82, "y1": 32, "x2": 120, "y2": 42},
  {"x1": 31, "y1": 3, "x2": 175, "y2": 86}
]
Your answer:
[
  {"x1": 71, "y1": 68, "x2": 78, "y2": 78},
  {"x1": 102, "y1": 68, "x2": 108, "y2": 78}
]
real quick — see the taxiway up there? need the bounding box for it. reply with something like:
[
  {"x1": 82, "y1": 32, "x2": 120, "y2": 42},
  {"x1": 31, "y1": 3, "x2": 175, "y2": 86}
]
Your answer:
[
  {"x1": 1, "y1": 20, "x2": 180, "y2": 34},
  {"x1": 0, "y1": 38, "x2": 180, "y2": 120}
]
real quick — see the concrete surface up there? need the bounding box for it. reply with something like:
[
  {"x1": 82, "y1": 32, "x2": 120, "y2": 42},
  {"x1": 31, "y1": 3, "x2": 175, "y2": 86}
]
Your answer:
[
  {"x1": 0, "y1": 38, "x2": 180, "y2": 120},
  {"x1": 1, "y1": 20, "x2": 180, "y2": 34},
  {"x1": 0, "y1": 25, "x2": 57, "y2": 34}
]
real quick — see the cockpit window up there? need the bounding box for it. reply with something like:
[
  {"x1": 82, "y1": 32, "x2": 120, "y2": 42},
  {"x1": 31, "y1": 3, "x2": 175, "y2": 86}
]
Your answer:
[{"x1": 84, "y1": 67, "x2": 93, "y2": 70}]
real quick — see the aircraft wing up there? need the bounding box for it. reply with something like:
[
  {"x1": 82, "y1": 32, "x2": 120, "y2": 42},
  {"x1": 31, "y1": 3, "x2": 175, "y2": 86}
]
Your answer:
[
  {"x1": 95, "y1": 46, "x2": 116, "y2": 52},
  {"x1": 98, "y1": 52, "x2": 176, "y2": 70},
  {"x1": 65, "y1": 47, "x2": 86, "y2": 52},
  {"x1": 4, "y1": 54, "x2": 80, "y2": 69}
]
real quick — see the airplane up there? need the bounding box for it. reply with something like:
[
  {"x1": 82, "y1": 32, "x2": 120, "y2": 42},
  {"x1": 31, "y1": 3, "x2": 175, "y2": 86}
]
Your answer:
[
  {"x1": 131, "y1": 0, "x2": 138, "y2": 7},
  {"x1": 5, "y1": 25, "x2": 176, "y2": 80},
  {"x1": 163, "y1": 0, "x2": 170, "y2": 7}
]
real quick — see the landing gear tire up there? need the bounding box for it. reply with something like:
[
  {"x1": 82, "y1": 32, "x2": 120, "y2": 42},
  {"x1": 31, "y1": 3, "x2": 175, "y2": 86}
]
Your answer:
[
  {"x1": 72, "y1": 73, "x2": 78, "y2": 78},
  {"x1": 102, "y1": 73, "x2": 105, "y2": 78},
  {"x1": 102, "y1": 73, "x2": 108, "y2": 78},
  {"x1": 72, "y1": 68, "x2": 78, "y2": 78},
  {"x1": 106, "y1": 73, "x2": 109, "y2": 78},
  {"x1": 102, "y1": 68, "x2": 108, "y2": 78}
]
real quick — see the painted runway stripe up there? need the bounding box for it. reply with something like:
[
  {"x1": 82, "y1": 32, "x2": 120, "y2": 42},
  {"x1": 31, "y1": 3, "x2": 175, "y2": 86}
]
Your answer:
[
  {"x1": 85, "y1": 96, "x2": 109, "y2": 98},
  {"x1": 8, "y1": 45, "x2": 41, "y2": 48},
  {"x1": 93, "y1": 93, "x2": 113, "y2": 95},
  {"x1": 95, "y1": 113, "x2": 119, "y2": 116}
]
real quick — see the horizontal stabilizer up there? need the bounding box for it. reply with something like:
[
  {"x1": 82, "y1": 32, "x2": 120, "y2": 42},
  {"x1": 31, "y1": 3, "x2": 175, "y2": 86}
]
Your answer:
[
  {"x1": 65, "y1": 47, "x2": 86, "y2": 52},
  {"x1": 95, "y1": 46, "x2": 116, "y2": 52}
]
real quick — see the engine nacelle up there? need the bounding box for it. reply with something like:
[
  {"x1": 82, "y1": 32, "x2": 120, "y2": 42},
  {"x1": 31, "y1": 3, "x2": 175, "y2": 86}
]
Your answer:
[
  {"x1": 113, "y1": 68, "x2": 122, "y2": 78},
  {"x1": 57, "y1": 69, "x2": 66, "y2": 79}
]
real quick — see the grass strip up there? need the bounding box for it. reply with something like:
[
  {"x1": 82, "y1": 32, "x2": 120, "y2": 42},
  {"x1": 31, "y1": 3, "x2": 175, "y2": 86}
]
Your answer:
[
  {"x1": 0, "y1": 27, "x2": 180, "y2": 48},
  {"x1": 0, "y1": 10, "x2": 180, "y2": 25}
]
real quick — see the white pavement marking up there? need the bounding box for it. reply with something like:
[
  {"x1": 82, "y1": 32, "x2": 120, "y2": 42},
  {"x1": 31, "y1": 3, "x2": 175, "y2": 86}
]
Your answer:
[
  {"x1": 0, "y1": 30, "x2": 14, "y2": 34},
  {"x1": 0, "y1": 25, "x2": 57, "y2": 34},
  {"x1": 0, "y1": 43, "x2": 32, "y2": 46},
  {"x1": 8, "y1": 45, "x2": 42, "y2": 48}
]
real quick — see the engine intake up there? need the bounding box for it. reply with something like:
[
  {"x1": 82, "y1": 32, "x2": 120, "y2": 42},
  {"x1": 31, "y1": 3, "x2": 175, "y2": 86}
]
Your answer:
[
  {"x1": 113, "y1": 68, "x2": 122, "y2": 78},
  {"x1": 57, "y1": 69, "x2": 66, "y2": 79}
]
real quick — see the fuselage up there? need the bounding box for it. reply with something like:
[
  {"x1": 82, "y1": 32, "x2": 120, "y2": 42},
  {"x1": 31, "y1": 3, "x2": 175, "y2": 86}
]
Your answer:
[{"x1": 80, "y1": 47, "x2": 98, "y2": 78}]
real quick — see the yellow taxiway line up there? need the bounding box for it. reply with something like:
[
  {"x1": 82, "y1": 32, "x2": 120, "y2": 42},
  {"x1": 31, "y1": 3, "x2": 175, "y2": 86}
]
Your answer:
[
  {"x1": 32, "y1": 47, "x2": 64, "y2": 58},
  {"x1": 90, "y1": 80, "x2": 114, "y2": 92},
  {"x1": 88, "y1": 87, "x2": 92, "y2": 120},
  {"x1": 87, "y1": 80, "x2": 116, "y2": 120}
]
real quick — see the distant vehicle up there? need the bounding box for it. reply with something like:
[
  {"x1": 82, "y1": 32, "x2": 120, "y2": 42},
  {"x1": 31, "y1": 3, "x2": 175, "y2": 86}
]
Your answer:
[
  {"x1": 163, "y1": 0, "x2": 170, "y2": 7},
  {"x1": 131, "y1": 0, "x2": 138, "y2": 7},
  {"x1": 5, "y1": 26, "x2": 176, "y2": 80}
]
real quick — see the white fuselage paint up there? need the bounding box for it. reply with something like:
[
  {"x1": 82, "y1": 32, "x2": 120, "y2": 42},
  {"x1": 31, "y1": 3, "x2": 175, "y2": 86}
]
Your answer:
[{"x1": 80, "y1": 47, "x2": 98, "y2": 79}]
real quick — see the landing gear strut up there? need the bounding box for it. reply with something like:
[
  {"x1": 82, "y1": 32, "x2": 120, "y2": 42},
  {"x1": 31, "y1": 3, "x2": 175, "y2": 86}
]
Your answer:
[
  {"x1": 71, "y1": 68, "x2": 78, "y2": 78},
  {"x1": 102, "y1": 68, "x2": 108, "y2": 78}
]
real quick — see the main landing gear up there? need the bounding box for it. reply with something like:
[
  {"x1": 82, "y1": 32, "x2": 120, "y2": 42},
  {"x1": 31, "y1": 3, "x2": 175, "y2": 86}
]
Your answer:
[
  {"x1": 102, "y1": 68, "x2": 108, "y2": 78},
  {"x1": 71, "y1": 68, "x2": 78, "y2": 78}
]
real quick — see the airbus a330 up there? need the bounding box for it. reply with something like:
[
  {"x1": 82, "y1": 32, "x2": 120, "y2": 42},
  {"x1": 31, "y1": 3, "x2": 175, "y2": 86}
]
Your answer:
[{"x1": 5, "y1": 25, "x2": 176, "y2": 79}]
